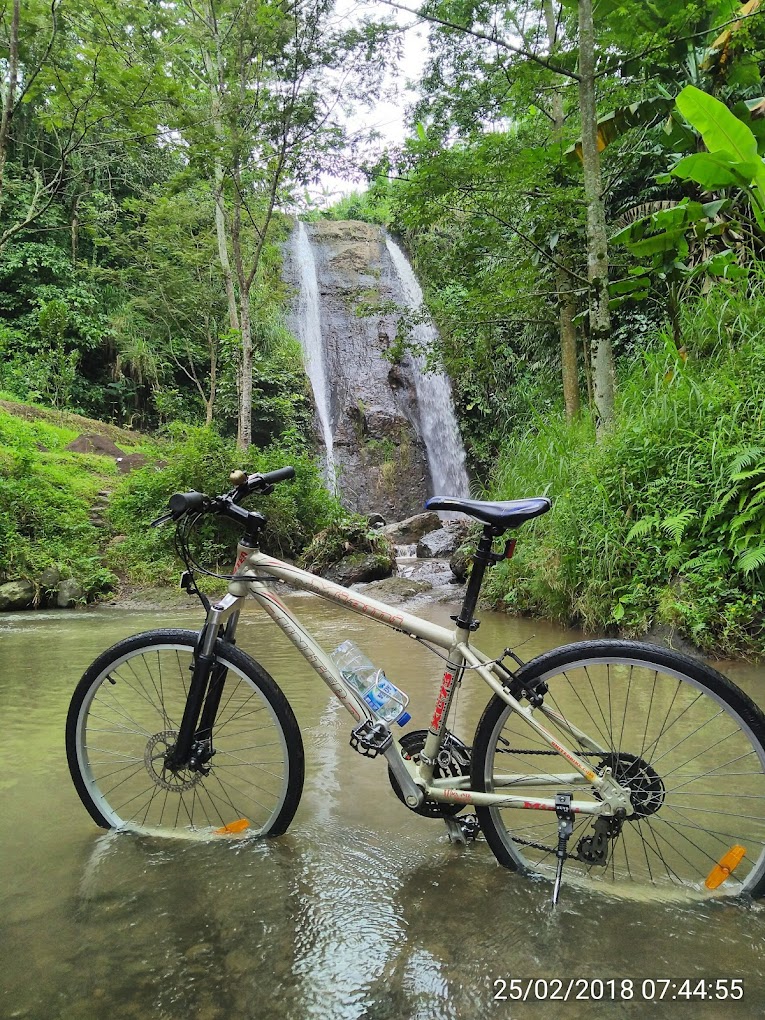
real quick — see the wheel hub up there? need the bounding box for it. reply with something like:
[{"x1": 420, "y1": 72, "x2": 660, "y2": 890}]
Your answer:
[
  {"x1": 144, "y1": 730, "x2": 202, "y2": 793},
  {"x1": 597, "y1": 752, "x2": 665, "y2": 819}
]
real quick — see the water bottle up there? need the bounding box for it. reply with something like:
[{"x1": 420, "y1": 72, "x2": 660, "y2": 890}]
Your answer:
[{"x1": 330, "y1": 640, "x2": 411, "y2": 725}]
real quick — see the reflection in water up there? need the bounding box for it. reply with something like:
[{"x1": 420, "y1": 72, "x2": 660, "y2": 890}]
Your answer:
[{"x1": 1, "y1": 602, "x2": 764, "y2": 1018}]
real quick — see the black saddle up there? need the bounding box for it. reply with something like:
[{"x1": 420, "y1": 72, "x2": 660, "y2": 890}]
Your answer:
[{"x1": 425, "y1": 496, "x2": 551, "y2": 532}]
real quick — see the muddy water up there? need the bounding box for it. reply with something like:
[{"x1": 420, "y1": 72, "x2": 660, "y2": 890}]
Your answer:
[{"x1": 2, "y1": 597, "x2": 765, "y2": 1019}]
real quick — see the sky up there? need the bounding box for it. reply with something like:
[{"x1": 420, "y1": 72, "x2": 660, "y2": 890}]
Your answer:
[{"x1": 313, "y1": 0, "x2": 431, "y2": 203}]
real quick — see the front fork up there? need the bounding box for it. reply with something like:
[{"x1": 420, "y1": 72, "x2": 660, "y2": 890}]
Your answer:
[{"x1": 166, "y1": 609, "x2": 241, "y2": 772}]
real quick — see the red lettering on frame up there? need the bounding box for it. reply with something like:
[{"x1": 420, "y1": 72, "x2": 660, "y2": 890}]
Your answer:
[{"x1": 430, "y1": 671, "x2": 455, "y2": 732}]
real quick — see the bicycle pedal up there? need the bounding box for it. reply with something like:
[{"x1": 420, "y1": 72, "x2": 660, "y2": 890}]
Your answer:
[
  {"x1": 443, "y1": 813, "x2": 481, "y2": 845},
  {"x1": 350, "y1": 720, "x2": 393, "y2": 758}
]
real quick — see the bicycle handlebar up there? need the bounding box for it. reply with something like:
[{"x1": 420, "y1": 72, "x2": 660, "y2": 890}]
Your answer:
[{"x1": 150, "y1": 465, "x2": 296, "y2": 527}]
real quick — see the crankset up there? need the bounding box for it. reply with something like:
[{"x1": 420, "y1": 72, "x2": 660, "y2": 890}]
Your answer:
[{"x1": 388, "y1": 729, "x2": 471, "y2": 817}]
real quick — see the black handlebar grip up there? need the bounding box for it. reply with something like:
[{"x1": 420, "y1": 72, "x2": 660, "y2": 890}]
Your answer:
[
  {"x1": 168, "y1": 491, "x2": 205, "y2": 516},
  {"x1": 259, "y1": 466, "x2": 295, "y2": 486}
]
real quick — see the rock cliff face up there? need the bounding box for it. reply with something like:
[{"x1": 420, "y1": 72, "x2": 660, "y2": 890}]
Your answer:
[{"x1": 285, "y1": 220, "x2": 432, "y2": 520}]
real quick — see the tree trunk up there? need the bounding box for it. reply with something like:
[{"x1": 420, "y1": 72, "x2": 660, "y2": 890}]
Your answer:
[
  {"x1": 237, "y1": 290, "x2": 252, "y2": 449},
  {"x1": 213, "y1": 167, "x2": 240, "y2": 333},
  {"x1": 206, "y1": 326, "x2": 217, "y2": 427},
  {"x1": 0, "y1": 0, "x2": 20, "y2": 210},
  {"x1": 558, "y1": 266, "x2": 580, "y2": 421},
  {"x1": 577, "y1": 0, "x2": 615, "y2": 424},
  {"x1": 545, "y1": 0, "x2": 580, "y2": 420}
]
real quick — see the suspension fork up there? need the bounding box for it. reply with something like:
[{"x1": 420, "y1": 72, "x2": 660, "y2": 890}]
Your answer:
[{"x1": 167, "y1": 609, "x2": 241, "y2": 770}]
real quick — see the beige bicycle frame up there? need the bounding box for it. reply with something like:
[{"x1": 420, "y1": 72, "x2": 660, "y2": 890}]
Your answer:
[{"x1": 199, "y1": 544, "x2": 623, "y2": 818}]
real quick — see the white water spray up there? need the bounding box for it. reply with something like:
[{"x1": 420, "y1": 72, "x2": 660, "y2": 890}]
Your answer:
[
  {"x1": 385, "y1": 237, "x2": 471, "y2": 498},
  {"x1": 294, "y1": 221, "x2": 336, "y2": 491}
]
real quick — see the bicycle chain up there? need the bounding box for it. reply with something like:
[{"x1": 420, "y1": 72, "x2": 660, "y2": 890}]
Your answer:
[{"x1": 497, "y1": 748, "x2": 604, "y2": 756}]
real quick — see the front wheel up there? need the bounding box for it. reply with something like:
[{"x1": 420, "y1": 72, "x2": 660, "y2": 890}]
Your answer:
[
  {"x1": 67, "y1": 629, "x2": 304, "y2": 838},
  {"x1": 471, "y1": 640, "x2": 765, "y2": 899}
]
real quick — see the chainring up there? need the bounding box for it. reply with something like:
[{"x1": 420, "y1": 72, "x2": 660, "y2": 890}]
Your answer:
[{"x1": 388, "y1": 729, "x2": 470, "y2": 818}]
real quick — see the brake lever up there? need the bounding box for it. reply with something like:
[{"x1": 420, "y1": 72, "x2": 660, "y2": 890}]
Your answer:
[{"x1": 150, "y1": 512, "x2": 175, "y2": 528}]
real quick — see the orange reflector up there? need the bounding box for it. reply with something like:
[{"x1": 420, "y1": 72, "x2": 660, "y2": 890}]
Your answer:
[
  {"x1": 705, "y1": 845, "x2": 746, "y2": 889},
  {"x1": 214, "y1": 818, "x2": 250, "y2": 835}
]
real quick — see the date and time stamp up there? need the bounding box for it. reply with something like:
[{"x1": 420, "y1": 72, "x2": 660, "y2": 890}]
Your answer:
[{"x1": 492, "y1": 977, "x2": 745, "y2": 1002}]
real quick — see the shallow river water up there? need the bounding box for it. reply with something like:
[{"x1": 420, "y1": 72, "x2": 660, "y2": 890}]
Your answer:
[{"x1": 2, "y1": 594, "x2": 765, "y2": 1019}]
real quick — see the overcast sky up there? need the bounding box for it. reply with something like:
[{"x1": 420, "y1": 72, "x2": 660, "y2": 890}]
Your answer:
[{"x1": 314, "y1": 0, "x2": 430, "y2": 203}]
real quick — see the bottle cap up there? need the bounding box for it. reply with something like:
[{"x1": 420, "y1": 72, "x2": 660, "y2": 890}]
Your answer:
[{"x1": 396, "y1": 712, "x2": 411, "y2": 727}]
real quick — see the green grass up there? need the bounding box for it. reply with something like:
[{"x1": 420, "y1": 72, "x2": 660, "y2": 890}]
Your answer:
[{"x1": 483, "y1": 283, "x2": 765, "y2": 658}]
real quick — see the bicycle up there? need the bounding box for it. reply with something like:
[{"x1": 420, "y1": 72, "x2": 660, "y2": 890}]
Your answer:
[{"x1": 66, "y1": 466, "x2": 765, "y2": 902}]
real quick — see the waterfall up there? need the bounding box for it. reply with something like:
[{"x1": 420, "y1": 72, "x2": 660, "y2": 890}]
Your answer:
[
  {"x1": 385, "y1": 237, "x2": 471, "y2": 499},
  {"x1": 293, "y1": 221, "x2": 336, "y2": 491}
]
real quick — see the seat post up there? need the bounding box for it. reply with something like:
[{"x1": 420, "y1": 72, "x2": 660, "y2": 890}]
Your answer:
[{"x1": 454, "y1": 525, "x2": 500, "y2": 632}]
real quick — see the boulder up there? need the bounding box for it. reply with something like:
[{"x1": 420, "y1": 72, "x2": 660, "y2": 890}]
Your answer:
[
  {"x1": 299, "y1": 518, "x2": 396, "y2": 588},
  {"x1": 57, "y1": 578, "x2": 84, "y2": 608},
  {"x1": 39, "y1": 565, "x2": 61, "y2": 589},
  {"x1": 0, "y1": 579, "x2": 35, "y2": 610},
  {"x1": 417, "y1": 521, "x2": 469, "y2": 559},
  {"x1": 353, "y1": 576, "x2": 433, "y2": 601},
  {"x1": 322, "y1": 551, "x2": 396, "y2": 587},
  {"x1": 450, "y1": 543, "x2": 474, "y2": 582},
  {"x1": 380, "y1": 512, "x2": 441, "y2": 545}
]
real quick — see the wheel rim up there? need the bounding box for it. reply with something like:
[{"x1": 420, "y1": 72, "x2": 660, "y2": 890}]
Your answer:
[
  {"x1": 482, "y1": 655, "x2": 765, "y2": 897},
  {"x1": 74, "y1": 642, "x2": 292, "y2": 837}
]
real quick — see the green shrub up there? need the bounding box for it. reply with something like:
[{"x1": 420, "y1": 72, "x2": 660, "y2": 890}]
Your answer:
[
  {"x1": 108, "y1": 425, "x2": 342, "y2": 584},
  {"x1": 484, "y1": 281, "x2": 765, "y2": 657}
]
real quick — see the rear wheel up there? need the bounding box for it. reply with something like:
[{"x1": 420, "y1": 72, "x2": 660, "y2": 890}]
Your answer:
[
  {"x1": 472, "y1": 640, "x2": 765, "y2": 898},
  {"x1": 67, "y1": 629, "x2": 304, "y2": 838}
]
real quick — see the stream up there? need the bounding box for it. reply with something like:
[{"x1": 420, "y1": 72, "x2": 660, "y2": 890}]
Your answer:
[{"x1": 2, "y1": 596, "x2": 764, "y2": 1018}]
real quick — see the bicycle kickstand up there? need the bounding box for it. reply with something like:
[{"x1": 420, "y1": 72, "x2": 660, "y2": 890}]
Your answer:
[{"x1": 552, "y1": 792, "x2": 575, "y2": 906}]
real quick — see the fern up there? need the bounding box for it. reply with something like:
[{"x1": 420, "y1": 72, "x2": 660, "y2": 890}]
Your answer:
[
  {"x1": 626, "y1": 515, "x2": 658, "y2": 543},
  {"x1": 729, "y1": 446, "x2": 765, "y2": 474},
  {"x1": 737, "y1": 546, "x2": 765, "y2": 573},
  {"x1": 660, "y1": 508, "x2": 698, "y2": 543}
]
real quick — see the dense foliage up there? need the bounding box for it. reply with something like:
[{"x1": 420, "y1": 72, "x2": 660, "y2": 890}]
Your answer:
[
  {"x1": 3, "y1": 0, "x2": 765, "y2": 655},
  {"x1": 322, "y1": 0, "x2": 765, "y2": 655}
]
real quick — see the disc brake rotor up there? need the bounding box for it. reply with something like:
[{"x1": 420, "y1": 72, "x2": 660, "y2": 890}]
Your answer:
[{"x1": 144, "y1": 730, "x2": 202, "y2": 793}]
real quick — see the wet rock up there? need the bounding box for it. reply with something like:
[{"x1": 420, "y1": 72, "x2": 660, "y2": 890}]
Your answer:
[
  {"x1": 322, "y1": 551, "x2": 395, "y2": 586},
  {"x1": 57, "y1": 578, "x2": 84, "y2": 607},
  {"x1": 0, "y1": 579, "x2": 34, "y2": 610},
  {"x1": 450, "y1": 543, "x2": 475, "y2": 582},
  {"x1": 380, "y1": 512, "x2": 441, "y2": 545},
  {"x1": 353, "y1": 576, "x2": 433, "y2": 601},
  {"x1": 417, "y1": 522, "x2": 469, "y2": 559},
  {"x1": 284, "y1": 220, "x2": 432, "y2": 519}
]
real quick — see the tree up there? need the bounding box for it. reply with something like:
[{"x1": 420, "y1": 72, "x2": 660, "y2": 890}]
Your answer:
[
  {"x1": 383, "y1": 0, "x2": 617, "y2": 421},
  {"x1": 167, "y1": 0, "x2": 389, "y2": 449},
  {"x1": 0, "y1": 0, "x2": 169, "y2": 252}
]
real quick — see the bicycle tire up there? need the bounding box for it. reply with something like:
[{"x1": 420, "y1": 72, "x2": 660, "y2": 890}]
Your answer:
[
  {"x1": 66, "y1": 629, "x2": 304, "y2": 838},
  {"x1": 471, "y1": 639, "x2": 765, "y2": 899}
]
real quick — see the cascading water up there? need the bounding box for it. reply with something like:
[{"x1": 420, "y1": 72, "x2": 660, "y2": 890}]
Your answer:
[
  {"x1": 293, "y1": 221, "x2": 336, "y2": 491},
  {"x1": 385, "y1": 237, "x2": 471, "y2": 499}
]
